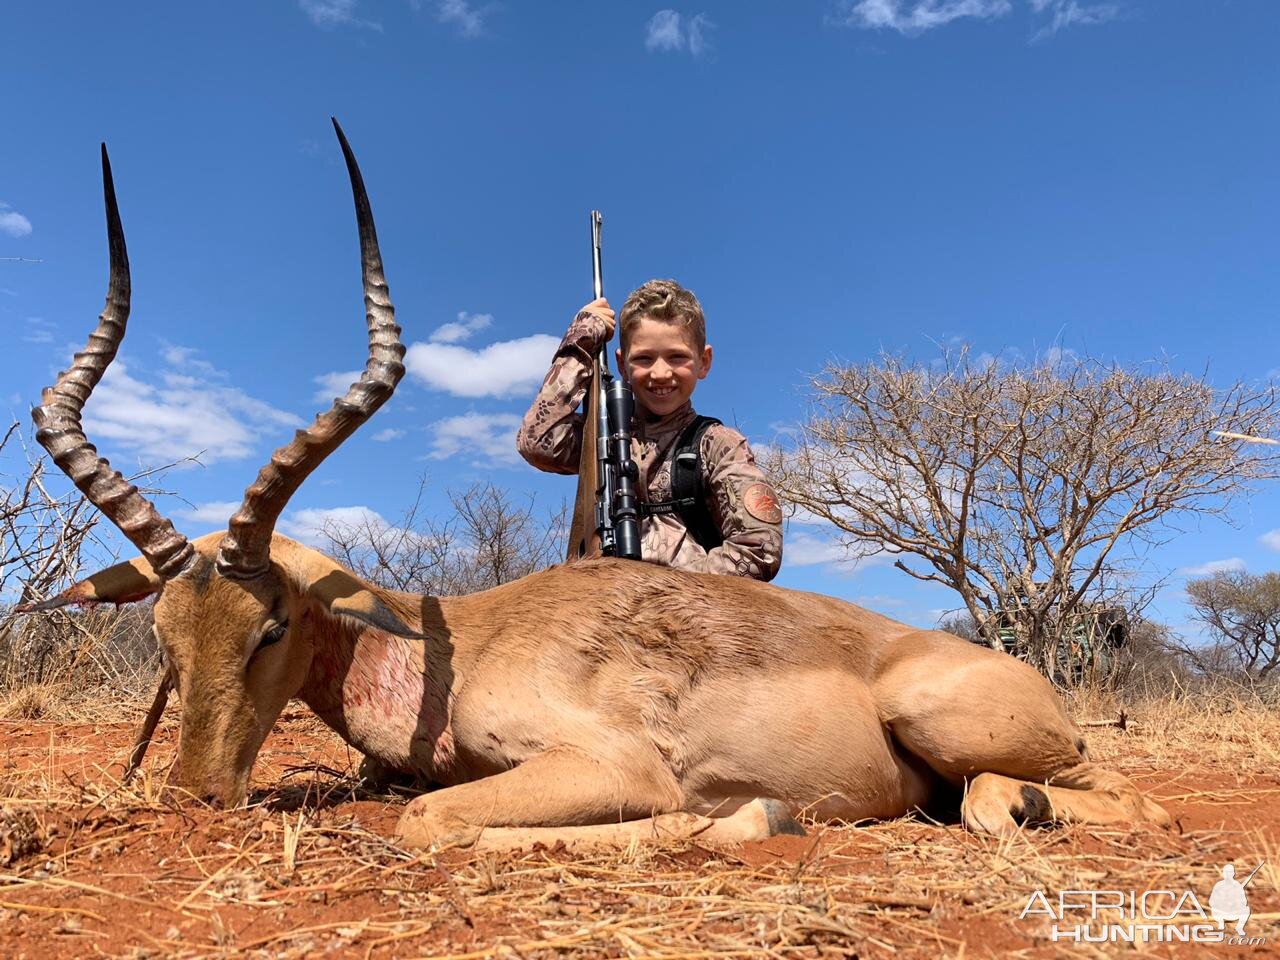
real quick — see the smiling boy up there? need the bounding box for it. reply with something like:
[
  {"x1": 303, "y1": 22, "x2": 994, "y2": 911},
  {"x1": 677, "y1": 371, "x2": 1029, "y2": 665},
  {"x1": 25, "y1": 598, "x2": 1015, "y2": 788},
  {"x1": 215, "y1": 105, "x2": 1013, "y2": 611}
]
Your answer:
[{"x1": 517, "y1": 279, "x2": 783, "y2": 580}]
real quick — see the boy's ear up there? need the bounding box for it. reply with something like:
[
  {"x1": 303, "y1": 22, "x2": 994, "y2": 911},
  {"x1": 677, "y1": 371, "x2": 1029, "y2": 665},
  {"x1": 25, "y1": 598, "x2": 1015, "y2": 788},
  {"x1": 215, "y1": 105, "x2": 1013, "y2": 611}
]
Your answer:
[
  {"x1": 699, "y1": 344, "x2": 713, "y2": 379},
  {"x1": 615, "y1": 346, "x2": 628, "y2": 382}
]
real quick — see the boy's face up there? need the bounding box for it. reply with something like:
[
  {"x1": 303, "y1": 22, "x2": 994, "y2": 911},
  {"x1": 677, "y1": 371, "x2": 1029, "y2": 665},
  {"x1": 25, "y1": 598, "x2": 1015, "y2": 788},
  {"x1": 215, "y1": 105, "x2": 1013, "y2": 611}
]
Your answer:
[{"x1": 617, "y1": 316, "x2": 713, "y2": 418}]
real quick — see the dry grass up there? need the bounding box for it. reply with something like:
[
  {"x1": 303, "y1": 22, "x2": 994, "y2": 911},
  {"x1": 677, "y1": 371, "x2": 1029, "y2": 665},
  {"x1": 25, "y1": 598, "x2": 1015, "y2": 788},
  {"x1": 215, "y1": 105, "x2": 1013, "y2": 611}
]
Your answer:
[{"x1": 0, "y1": 689, "x2": 1276, "y2": 959}]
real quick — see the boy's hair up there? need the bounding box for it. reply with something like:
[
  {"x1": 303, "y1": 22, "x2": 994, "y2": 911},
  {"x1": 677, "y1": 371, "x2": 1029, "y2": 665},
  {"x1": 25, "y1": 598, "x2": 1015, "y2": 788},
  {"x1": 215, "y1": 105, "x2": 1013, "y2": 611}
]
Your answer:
[{"x1": 619, "y1": 279, "x2": 706, "y2": 353}]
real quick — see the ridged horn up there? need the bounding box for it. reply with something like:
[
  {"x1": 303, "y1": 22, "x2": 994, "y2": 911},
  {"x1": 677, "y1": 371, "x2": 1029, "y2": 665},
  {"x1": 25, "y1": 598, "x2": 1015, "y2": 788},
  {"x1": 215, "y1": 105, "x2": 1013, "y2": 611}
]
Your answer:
[
  {"x1": 31, "y1": 145, "x2": 195, "y2": 579},
  {"x1": 216, "y1": 119, "x2": 405, "y2": 579}
]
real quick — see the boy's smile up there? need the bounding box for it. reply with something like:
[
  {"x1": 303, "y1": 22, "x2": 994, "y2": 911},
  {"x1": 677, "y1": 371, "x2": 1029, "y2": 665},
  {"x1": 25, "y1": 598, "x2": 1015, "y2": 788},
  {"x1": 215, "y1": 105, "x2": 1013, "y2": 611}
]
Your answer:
[{"x1": 618, "y1": 317, "x2": 713, "y2": 418}]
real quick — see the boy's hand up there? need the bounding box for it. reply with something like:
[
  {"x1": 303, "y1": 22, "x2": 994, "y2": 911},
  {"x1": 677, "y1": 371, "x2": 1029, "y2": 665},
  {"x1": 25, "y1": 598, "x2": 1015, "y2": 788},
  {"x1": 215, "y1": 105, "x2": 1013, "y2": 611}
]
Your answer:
[
  {"x1": 558, "y1": 298, "x2": 616, "y2": 358},
  {"x1": 576, "y1": 298, "x2": 616, "y2": 340}
]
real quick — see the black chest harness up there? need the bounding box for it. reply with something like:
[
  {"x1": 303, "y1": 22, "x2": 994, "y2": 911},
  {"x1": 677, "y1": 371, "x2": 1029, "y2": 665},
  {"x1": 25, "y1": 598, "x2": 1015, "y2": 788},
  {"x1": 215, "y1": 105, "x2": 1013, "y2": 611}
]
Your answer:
[{"x1": 639, "y1": 415, "x2": 723, "y2": 551}]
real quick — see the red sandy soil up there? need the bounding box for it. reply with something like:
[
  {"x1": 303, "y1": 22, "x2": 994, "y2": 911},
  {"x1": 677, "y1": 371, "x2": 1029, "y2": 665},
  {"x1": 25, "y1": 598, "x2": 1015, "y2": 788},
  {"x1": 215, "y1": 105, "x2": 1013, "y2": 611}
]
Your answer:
[{"x1": 1, "y1": 709, "x2": 1277, "y2": 959}]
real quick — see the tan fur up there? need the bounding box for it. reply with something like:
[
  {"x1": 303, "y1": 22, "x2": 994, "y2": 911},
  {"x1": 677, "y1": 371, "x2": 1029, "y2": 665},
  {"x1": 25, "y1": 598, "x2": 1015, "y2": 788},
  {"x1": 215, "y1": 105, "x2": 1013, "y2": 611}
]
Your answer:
[{"x1": 73, "y1": 531, "x2": 1169, "y2": 849}]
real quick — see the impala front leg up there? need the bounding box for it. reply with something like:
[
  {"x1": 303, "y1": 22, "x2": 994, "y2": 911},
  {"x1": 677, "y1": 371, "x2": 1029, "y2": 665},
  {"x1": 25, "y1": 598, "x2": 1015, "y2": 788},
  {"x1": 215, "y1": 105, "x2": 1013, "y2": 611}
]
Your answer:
[
  {"x1": 394, "y1": 747, "x2": 804, "y2": 851},
  {"x1": 395, "y1": 746, "x2": 675, "y2": 848}
]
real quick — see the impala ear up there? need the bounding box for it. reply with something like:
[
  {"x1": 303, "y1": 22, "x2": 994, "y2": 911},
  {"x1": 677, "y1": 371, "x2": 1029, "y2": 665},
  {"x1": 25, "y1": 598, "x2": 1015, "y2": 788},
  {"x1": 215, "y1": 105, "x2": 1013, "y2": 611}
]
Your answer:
[
  {"x1": 325, "y1": 588, "x2": 422, "y2": 639},
  {"x1": 15, "y1": 556, "x2": 162, "y2": 613},
  {"x1": 313, "y1": 573, "x2": 422, "y2": 639},
  {"x1": 291, "y1": 551, "x2": 421, "y2": 639}
]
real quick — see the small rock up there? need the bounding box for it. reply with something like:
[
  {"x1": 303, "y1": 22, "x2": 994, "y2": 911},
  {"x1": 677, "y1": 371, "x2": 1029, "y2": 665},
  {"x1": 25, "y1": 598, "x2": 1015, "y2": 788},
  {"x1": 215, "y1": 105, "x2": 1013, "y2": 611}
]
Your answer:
[{"x1": 56, "y1": 915, "x2": 83, "y2": 935}]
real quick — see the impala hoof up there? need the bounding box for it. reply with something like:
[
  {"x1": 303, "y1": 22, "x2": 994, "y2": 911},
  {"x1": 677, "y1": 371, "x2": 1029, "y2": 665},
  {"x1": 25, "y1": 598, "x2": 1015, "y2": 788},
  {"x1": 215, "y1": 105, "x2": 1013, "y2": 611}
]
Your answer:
[
  {"x1": 759, "y1": 798, "x2": 807, "y2": 837},
  {"x1": 395, "y1": 798, "x2": 483, "y2": 850}
]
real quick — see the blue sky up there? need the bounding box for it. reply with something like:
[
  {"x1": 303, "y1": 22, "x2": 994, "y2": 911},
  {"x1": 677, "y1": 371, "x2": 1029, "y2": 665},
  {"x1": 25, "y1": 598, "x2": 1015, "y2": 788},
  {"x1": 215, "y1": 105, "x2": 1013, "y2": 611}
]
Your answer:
[{"x1": 3, "y1": 1, "x2": 1277, "y2": 634}]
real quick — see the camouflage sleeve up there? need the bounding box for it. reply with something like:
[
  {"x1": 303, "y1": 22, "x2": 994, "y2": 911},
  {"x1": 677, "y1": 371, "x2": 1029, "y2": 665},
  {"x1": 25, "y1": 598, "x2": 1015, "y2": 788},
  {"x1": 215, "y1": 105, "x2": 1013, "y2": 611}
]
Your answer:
[
  {"x1": 515, "y1": 310, "x2": 610, "y2": 476},
  {"x1": 686, "y1": 425, "x2": 785, "y2": 581}
]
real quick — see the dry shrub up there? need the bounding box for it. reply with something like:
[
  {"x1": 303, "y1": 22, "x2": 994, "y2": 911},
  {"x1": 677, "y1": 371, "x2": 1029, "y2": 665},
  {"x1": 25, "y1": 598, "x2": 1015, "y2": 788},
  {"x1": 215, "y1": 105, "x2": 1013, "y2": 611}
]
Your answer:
[
  {"x1": 1064, "y1": 678, "x2": 1280, "y2": 779},
  {"x1": 1, "y1": 419, "x2": 171, "y2": 707},
  {"x1": 0, "y1": 602, "x2": 160, "y2": 703},
  {"x1": 0, "y1": 684, "x2": 59, "y2": 720}
]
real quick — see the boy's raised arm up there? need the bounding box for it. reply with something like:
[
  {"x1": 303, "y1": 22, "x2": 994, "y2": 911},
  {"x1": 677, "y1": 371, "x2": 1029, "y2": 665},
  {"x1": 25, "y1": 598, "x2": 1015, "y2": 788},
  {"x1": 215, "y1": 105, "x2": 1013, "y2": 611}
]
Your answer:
[{"x1": 516, "y1": 304, "x2": 614, "y2": 475}]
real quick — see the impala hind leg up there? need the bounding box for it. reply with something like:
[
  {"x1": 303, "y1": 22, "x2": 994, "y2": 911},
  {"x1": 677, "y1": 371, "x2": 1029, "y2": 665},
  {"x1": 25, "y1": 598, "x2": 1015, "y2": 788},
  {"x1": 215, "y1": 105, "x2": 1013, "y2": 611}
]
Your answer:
[
  {"x1": 961, "y1": 765, "x2": 1172, "y2": 837},
  {"x1": 394, "y1": 747, "x2": 803, "y2": 852},
  {"x1": 878, "y1": 632, "x2": 1170, "y2": 836}
]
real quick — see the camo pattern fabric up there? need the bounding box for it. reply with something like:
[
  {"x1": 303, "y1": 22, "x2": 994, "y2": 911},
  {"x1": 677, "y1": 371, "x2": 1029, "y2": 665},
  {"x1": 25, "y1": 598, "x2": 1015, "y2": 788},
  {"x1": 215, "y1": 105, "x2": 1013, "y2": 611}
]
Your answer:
[{"x1": 516, "y1": 310, "x2": 784, "y2": 581}]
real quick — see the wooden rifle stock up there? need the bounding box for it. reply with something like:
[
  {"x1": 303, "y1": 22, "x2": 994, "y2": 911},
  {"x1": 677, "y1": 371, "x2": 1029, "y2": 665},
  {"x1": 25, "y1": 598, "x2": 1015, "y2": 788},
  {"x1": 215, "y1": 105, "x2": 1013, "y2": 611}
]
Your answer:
[{"x1": 567, "y1": 359, "x2": 603, "y2": 561}]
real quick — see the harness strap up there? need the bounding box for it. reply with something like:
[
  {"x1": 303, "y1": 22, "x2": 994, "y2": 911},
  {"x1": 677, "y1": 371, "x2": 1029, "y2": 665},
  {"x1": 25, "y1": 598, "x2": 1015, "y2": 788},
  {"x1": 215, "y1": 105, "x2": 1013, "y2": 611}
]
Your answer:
[{"x1": 640, "y1": 416, "x2": 723, "y2": 551}]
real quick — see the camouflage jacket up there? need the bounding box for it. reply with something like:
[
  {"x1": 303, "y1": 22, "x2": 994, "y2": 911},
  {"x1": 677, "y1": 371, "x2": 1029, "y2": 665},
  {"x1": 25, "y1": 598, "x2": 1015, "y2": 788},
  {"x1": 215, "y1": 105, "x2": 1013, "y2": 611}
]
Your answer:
[{"x1": 516, "y1": 310, "x2": 783, "y2": 581}]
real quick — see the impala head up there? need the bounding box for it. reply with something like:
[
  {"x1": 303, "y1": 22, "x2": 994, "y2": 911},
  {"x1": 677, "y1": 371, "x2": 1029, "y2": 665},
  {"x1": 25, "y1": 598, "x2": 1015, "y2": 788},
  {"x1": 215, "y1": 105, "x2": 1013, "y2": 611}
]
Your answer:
[{"x1": 17, "y1": 121, "x2": 408, "y2": 806}]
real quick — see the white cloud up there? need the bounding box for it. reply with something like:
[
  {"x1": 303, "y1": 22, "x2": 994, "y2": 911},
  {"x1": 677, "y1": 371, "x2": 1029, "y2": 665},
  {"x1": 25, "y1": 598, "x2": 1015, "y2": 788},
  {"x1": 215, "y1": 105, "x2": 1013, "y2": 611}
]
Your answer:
[
  {"x1": 313, "y1": 369, "x2": 363, "y2": 403},
  {"x1": 784, "y1": 531, "x2": 863, "y2": 571},
  {"x1": 317, "y1": 317, "x2": 558, "y2": 400},
  {"x1": 151, "y1": 500, "x2": 425, "y2": 551},
  {"x1": 371, "y1": 427, "x2": 406, "y2": 442},
  {"x1": 645, "y1": 10, "x2": 715, "y2": 57},
  {"x1": 298, "y1": 0, "x2": 381, "y2": 30},
  {"x1": 851, "y1": 593, "x2": 908, "y2": 609},
  {"x1": 81, "y1": 348, "x2": 304, "y2": 466},
  {"x1": 1178, "y1": 557, "x2": 1247, "y2": 577},
  {"x1": 427, "y1": 412, "x2": 523, "y2": 465},
  {"x1": 833, "y1": 0, "x2": 1116, "y2": 37},
  {"x1": 0, "y1": 203, "x2": 33, "y2": 238},
  {"x1": 1029, "y1": 0, "x2": 1119, "y2": 40},
  {"x1": 688, "y1": 13, "x2": 713, "y2": 56},
  {"x1": 436, "y1": 0, "x2": 485, "y2": 37},
  {"x1": 785, "y1": 532, "x2": 843, "y2": 566},
  {"x1": 782, "y1": 507, "x2": 899, "y2": 575},
  {"x1": 1261, "y1": 530, "x2": 1280, "y2": 552},
  {"x1": 22, "y1": 317, "x2": 54, "y2": 344},
  {"x1": 278, "y1": 505, "x2": 392, "y2": 546},
  {"x1": 646, "y1": 10, "x2": 684, "y2": 50},
  {"x1": 405, "y1": 334, "x2": 559, "y2": 398},
  {"x1": 430, "y1": 311, "x2": 493, "y2": 344},
  {"x1": 174, "y1": 500, "x2": 243, "y2": 528},
  {"x1": 835, "y1": 0, "x2": 1012, "y2": 34},
  {"x1": 161, "y1": 343, "x2": 219, "y2": 376}
]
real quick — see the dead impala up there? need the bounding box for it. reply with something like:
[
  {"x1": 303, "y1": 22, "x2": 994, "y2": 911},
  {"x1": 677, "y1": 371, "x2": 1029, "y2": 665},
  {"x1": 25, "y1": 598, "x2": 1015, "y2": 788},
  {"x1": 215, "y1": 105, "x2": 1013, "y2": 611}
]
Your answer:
[{"x1": 20, "y1": 123, "x2": 1170, "y2": 850}]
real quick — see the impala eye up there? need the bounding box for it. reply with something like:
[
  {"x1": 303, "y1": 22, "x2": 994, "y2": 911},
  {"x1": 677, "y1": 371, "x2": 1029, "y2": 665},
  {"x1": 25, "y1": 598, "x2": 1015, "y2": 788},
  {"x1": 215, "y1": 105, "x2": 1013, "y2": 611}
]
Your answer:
[{"x1": 260, "y1": 621, "x2": 289, "y2": 649}]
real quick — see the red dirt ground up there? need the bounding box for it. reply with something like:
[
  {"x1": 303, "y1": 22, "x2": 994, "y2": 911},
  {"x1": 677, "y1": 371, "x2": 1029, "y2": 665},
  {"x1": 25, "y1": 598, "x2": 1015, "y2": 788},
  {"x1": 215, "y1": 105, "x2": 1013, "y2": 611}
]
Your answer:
[{"x1": 2, "y1": 708, "x2": 1277, "y2": 958}]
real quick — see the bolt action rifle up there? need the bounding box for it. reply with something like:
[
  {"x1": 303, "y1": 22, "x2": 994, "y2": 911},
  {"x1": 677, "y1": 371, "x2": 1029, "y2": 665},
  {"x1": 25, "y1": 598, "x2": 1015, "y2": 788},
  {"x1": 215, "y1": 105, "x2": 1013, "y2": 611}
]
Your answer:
[{"x1": 567, "y1": 211, "x2": 642, "y2": 561}]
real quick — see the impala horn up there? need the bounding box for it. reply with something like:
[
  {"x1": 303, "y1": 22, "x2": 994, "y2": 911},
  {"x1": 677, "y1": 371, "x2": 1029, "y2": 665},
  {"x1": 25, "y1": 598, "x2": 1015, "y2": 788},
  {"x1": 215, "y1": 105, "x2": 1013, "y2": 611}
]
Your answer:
[
  {"x1": 31, "y1": 145, "x2": 195, "y2": 579},
  {"x1": 216, "y1": 119, "x2": 405, "y2": 579}
]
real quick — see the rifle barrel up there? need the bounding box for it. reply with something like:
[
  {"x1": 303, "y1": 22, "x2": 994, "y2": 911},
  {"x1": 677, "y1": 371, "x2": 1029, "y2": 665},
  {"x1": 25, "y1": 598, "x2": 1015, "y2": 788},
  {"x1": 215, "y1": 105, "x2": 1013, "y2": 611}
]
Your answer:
[{"x1": 591, "y1": 210, "x2": 604, "y2": 302}]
